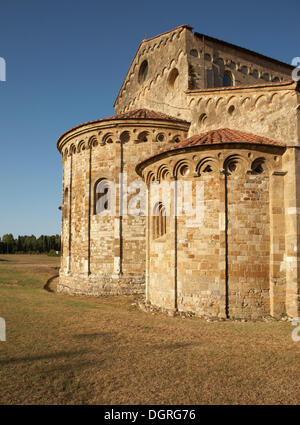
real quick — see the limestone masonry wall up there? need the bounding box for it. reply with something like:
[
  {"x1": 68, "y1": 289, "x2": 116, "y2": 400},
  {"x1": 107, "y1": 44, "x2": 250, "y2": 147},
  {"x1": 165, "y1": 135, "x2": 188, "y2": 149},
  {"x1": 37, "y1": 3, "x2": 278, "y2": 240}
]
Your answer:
[
  {"x1": 114, "y1": 26, "x2": 293, "y2": 122},
  {"x1": 57, "y1": 117, "x2": 189, "y2": 295},
  {"x1": 57, "y1": 25, "x2": 300, "y2": 319},
  {"x1": 139, "y1": 145, "x2": 289, "y2": 319}
]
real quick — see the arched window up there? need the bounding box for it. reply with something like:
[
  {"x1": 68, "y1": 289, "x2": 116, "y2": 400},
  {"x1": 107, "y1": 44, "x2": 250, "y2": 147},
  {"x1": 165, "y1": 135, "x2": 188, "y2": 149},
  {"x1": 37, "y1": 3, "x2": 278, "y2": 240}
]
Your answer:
[
  {"x1": 94, "y1": 179, "x2": 111, "y2": 215},
  {"x1": 64, "y1": 187, "x2": 69, "y2": 220},
  {"x1": 272, "y1": 77, "x2": 280, "y2": 83},
  {"x1": 222, "y1": 71, "x2": 233, "y2": 87},
  {"x1": 138, "y1": 60, "x2": 148, "y2": 84},
  {"x1": 153, "y1": 202, "x2": 167, "y2": 239},
  {"x1": 262, "y1": 73, "x2": 270, "y2": 82},
  {"x1": 168, "y1": 68, "x2": 179, "y2": 88},
  {"x1": 190, "y1": 49, "x2": 198, "y2": 57}
]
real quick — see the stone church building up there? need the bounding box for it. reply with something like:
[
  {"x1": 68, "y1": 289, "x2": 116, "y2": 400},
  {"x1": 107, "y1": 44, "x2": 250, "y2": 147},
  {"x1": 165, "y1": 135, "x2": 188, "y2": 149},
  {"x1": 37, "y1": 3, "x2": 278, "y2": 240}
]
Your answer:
[{"x1": 57, "y1": 25, "x2": 300, "y2": 319}]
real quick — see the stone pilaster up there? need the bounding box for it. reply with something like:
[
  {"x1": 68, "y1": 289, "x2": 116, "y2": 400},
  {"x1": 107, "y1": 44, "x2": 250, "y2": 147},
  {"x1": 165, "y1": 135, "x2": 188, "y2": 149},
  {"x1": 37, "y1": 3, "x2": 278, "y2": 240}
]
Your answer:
[
  {"x1": 269, "y1": 171, "x2": 286, "y2": 317},
  {"x1": 283, "y1": 148, "x2": 300, "y2": 317}
]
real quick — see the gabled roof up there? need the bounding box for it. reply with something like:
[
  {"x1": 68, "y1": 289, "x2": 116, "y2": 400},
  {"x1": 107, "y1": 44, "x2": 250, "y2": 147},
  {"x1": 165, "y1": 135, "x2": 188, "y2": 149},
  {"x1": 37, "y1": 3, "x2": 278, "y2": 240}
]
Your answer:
[
  {"x1": 113, "y1": 25, "x2": 190, "y2": 108},
  {"x1": 194, "y1": 32, "x2": 294, "y2": 71},
  {"x1": 114, "y1": 25, "x2": 293, "y2": 107}
]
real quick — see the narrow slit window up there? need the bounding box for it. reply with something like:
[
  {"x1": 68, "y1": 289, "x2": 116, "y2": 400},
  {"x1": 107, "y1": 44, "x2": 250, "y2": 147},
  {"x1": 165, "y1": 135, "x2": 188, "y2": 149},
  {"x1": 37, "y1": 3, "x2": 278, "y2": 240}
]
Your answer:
[{"x1": 153, "y1": 202, "x2": 167, "y2": 239}]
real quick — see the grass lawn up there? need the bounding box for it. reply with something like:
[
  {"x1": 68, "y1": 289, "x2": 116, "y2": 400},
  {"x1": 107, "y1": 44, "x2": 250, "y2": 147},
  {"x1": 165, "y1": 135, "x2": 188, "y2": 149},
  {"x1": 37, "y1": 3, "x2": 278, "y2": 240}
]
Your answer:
[{"x1": 0, "y1": 254, "x2": 299, "y2": 405}]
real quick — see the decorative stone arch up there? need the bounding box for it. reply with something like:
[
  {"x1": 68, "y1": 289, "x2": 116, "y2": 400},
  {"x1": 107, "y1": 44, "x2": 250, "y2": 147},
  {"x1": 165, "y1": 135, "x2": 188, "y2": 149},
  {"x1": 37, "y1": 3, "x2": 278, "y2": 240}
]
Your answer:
[
  {"x1": 198, "y1": 113, "x2": 208, "y2": 128},
  {"x1": 120, "y1": 130, "x2": 130, "y2": 144},
  {"x1": 196, "y1": 97, "x2": 203, "y2": 107},
  {"x1": 223, "y1": 153, "x2": 248, "y2": 175},
  {"x1": 69, "y1": 144, "x2": 76, "y2": 156},
  {"x1": 136, "y1": 131, "x2": 149, "y2": 143},
  {"x1": 270, "y1": 93, "x2": 280, "y2": 104},
  {"x1": 175, "y1": 49, "x2": 185, "y2": 63},
  {"x1": 196, "y1": 156, "x2": 219, "y2": 176},
  {"x1": 250, "y1": 156, "x2": 269, "y2": 175},
  {"x1": 102, "y1": 132, "x2": 114, "y2": 145},
  {"x1": 188, "y1": 97, "x2": 196, "y2": 108},
  {"x1": 241, "y1": 96, "x2": 251, "y2": 109},
  {"x1": 205, "y1": 98, "x2": 213, "y2": 109},
  {"x1": 88, "y1": 135, "x2": 98, "y2": 148},
  {"x1": 173, "y1": 159, "x2": 192, "y2": 178},
  {"x1": 255, "y1": 95, "x2": 268, "y2": 108},
  {"x1": 157, "y1": 164, "x2": 171, "y2": 182},
  {"x1": 227, "y1": 96, "x2": 238, "y2": 116},
  {"x1": 146, "y1": 171, "x2": 156, "y2": 186},
  {"x1": 216, "y1": 97, "x2": 225, "y2": 111},
  {"x1": 77, "y1": 140, "x2": 86, "y2": 153}
]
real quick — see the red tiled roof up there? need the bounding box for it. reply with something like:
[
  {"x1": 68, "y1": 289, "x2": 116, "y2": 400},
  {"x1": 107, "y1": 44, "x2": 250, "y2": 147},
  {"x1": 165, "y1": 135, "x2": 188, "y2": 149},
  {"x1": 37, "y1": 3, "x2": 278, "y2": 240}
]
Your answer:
[
  {"x1": 136, "y1": 128, "x2": 285, "y2": 175},
  {"x1": 173, "y1": 128, "x2": 285, "y2": 149},
  {"x1": 57, "y1": 109, "x2": 189, "y2": 146},
  {"x1": 112, "y1": 109, "x2": 189, "y2": 122}
]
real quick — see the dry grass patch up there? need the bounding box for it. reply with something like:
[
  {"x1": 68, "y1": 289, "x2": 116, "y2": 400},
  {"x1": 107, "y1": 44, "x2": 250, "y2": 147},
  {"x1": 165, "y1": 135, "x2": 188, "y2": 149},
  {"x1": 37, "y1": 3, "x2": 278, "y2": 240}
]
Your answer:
[{"x1": 0, "y1": 254, "x2": 300, "y2": 405}]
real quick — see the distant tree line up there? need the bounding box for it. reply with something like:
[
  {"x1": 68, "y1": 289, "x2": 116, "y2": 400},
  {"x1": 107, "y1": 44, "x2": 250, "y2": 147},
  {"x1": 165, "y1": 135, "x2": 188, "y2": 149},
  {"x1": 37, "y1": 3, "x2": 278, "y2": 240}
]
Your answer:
[{"x1": 0, "y1": 234, "x2": 61, "y2": 254}]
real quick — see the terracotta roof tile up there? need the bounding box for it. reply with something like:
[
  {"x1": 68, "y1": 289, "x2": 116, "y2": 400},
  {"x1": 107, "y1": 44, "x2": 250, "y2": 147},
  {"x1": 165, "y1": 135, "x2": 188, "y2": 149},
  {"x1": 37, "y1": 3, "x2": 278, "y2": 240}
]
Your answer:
[
  {"x1": 111, "y1": 109, "x2": 189, "y2": 122},
  {"x1": 173, "y1": 128, "x2": 285, "y2": 149},
  {"x1": 57, "y1": 109, "x2": 189, "y2": 145},
  {"x1": 136, "y1": 128, "x2": 285, "y2": 172}
]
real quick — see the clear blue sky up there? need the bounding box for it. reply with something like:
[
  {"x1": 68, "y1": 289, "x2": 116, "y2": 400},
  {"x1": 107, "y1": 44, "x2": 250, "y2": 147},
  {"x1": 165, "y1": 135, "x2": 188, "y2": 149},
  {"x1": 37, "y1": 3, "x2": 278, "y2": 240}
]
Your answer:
[{"x1": 0, "y1": 0, "x2": 299, "y2": 238}]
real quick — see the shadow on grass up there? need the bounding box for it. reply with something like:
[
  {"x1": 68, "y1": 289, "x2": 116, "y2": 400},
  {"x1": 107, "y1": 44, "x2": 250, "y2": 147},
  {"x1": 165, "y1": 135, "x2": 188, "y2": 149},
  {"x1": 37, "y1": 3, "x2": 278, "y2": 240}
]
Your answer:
[
  {"x1": 44, "y1": 274, "x2": 59, "y2": 293},
  {"x1": 0, "y1": 349, "x2": 92, "y2": 366},
  {"x1": 151, "y1": 342, "x2": 194, "y2": 350},
  {"x1": 40, "y1": 359, "x2": 105, "y2": 375},
  {"x1": 73, "y1": 331, "x2": 118, "y2": 341}
]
